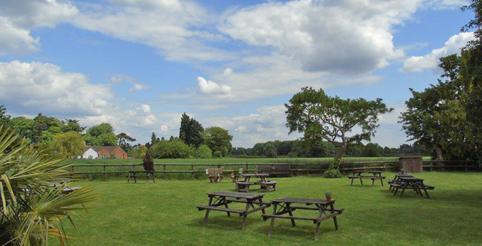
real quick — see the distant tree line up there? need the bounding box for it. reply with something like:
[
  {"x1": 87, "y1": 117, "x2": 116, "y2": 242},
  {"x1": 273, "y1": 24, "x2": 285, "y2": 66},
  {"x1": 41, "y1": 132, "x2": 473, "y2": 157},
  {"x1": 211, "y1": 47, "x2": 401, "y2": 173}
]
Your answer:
[
  {"x1": 0, "y1": 106, "x2": 134, "y2": 158},
  {"x1": 231, "y1": 140, "x2": 428, "y2": 158}
]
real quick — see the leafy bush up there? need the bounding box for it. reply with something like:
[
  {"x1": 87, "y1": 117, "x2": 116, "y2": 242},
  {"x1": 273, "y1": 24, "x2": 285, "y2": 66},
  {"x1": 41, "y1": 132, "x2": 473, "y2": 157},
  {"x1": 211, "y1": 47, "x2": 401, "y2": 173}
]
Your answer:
[
  {"x1": 323, "y1": 168, "x2": 342, "y2": 178},
  {"x1": 151, "y1": 139, "x2": 193, "y2": 158},
  {"x1": 196, "y1": 144, "x2": 212, "y2": 159}
]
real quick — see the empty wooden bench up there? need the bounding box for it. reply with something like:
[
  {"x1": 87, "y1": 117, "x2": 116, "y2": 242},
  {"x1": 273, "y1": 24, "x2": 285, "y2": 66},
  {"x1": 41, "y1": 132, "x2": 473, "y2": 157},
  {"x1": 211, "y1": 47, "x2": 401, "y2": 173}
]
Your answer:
[{"x1": 348, "y1": 170, "x2": 385, "y2": 186}]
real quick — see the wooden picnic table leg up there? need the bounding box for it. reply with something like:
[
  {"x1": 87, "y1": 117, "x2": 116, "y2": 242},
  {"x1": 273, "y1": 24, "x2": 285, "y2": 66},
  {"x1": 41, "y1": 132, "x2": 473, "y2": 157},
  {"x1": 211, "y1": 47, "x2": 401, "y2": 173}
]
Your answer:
[
  {"x1": 285, "y1": 203, "x2": 296, "y2": 227},
  {"x1": 241, "y1": 200, "x2": 251, "y2": 230},
  {"x1": 268, "y1": 203, "x2": 277, "y2": 237},
  {"x1": 350, "y1": 177, "x2": 354, "y2": 186},
  {"x1": 330, "y1": 203, "x2": 338, "y2": 230},
  {"x1": 422, "y1": 188, "x2": 431, "y2": 199},
  {"x1": 204, "y1": 196, "x2": 213, "y2": 224},
  {"x1": 223, "y1": 197, "x2": 231, "y2": 217},
  {"x1": 314, "y1": 222, "x2": 321, "y2": 240},
  {"x1": 359, "y1": 176, "x2": 363, "y2": 185},
  {"x1": 259, "y1": 197, "x2": 266, "y2": 215}
]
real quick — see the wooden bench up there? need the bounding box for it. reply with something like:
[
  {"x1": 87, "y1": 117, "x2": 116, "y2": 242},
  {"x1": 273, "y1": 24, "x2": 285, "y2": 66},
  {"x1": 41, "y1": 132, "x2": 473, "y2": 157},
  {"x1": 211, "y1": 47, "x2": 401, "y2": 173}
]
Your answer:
[{"x1": 206, "y1": 167, "x2": 224, "y2": 183}]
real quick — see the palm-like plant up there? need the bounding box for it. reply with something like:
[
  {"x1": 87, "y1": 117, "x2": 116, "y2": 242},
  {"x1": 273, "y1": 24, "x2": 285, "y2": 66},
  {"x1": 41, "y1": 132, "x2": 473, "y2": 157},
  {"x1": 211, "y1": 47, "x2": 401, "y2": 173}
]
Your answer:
[{"x1": 0, "y1": 125, "x2": 96, "y2": 245}]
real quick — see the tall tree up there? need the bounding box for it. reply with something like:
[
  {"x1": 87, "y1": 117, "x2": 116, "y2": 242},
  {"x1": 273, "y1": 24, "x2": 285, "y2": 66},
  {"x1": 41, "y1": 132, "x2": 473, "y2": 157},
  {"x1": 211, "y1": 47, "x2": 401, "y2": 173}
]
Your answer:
[
  {"x1": 203, "y1": 127, "x2": 232, "y2": 157},
  {"x1": 117, "y1": 132, "x2": 136, "y2": 151},
  {"x1": 462, "y1": 0, "x2": 482, "y2": 161},
  {"x1": 150, "y1": 132, "x2": 160, "y2": 146},
  {"x1": 286, "y1": 87, "x2": 391, "y2": 177},
  {"x1": 179, "y1": 113, "x2": 204, "y2": 147}
]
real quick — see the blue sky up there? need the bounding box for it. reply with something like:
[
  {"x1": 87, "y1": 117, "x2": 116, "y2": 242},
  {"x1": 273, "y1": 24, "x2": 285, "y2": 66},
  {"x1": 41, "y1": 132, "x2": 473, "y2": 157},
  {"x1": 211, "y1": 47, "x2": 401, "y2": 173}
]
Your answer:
[{"x1": 0, "y1": 0, "x2": 475, "y2": 147}]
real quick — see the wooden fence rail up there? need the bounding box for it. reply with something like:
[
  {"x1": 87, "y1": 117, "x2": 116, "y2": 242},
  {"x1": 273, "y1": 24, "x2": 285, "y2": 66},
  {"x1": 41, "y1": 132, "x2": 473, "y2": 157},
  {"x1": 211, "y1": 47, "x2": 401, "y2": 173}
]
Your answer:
[{"x1": 67, "y1": 160, "x2": 479, "y2": 179}]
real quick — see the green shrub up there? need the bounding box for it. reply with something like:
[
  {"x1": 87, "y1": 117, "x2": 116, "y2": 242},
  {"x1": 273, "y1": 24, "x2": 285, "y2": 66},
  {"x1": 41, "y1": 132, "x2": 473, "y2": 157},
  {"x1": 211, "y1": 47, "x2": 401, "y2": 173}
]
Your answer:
[
  {"x1": 151, "y1": 139, "x2": 192, "y2": 158},
  {"x1": 196, "y1": 144, "x2": 212, "y2": 159},
  {"x1": 323, "y1": 168, "x2": 342, "y2": 178}
]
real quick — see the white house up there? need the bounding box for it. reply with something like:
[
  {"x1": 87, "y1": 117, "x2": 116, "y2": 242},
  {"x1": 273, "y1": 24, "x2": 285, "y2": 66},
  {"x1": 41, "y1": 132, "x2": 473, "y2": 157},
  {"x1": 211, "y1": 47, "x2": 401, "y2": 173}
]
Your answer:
[{"x1": 81, "y1": 148, "x2": 99, "y2": 159}]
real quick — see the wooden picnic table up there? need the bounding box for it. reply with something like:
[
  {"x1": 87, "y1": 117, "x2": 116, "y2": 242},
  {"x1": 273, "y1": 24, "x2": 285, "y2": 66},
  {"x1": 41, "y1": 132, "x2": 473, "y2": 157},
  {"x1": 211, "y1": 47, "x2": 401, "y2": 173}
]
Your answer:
[
  {"x1": 390, "y1": 175, "x2": 434, "y2": 198},
  {"x1": 236, "y1": 173, "x2": 277, "y2": 192},
  {"x1": 196, "y1": 191, "x2": 270, "y2": 229},
  {"x1": 127, "y1": 170, "x2": 155, "y2": 183},
  {"x1": 263, "y1": 197, "x2": 343, "y2": 240},
  {"x1": 348, "y1": 170, "x2": 385, "y2": 186}
]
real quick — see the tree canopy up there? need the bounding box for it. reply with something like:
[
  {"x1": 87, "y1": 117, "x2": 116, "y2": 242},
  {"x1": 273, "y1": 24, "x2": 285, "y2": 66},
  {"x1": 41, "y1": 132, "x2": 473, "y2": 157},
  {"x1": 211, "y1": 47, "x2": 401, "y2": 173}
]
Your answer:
[
  {"x1": 286, "y1": 87, "x2": 392, "y2": 176},
  {"x1": 203, "y1": 127, "x2": 232, "y2": 157}
]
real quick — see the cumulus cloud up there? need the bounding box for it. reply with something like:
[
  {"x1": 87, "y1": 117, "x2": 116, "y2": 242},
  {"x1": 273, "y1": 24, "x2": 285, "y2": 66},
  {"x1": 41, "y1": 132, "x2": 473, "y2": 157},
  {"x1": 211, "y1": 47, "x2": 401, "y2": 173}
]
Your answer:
[
  {"x1": 197, "y1": 76, "x2": 232, "y2": 96},
  {"x1": 403, "y1": 32, "x2": 475, "y2": 72},
  {"x1": 0, "y1": 60, "x2": 111, "y2": 117},
  {"x1": 0, "y1": 0, "x2": 77, "y2": 55},
  {"x1": 71, "y1": 0, "x2": 230, "y2": 61},
  {"x1": 424, "y1": 0, "x2": 469, "y2": 9},
  {"x1": 221, "y1": 0, "x2": 418, "y2": 74}
]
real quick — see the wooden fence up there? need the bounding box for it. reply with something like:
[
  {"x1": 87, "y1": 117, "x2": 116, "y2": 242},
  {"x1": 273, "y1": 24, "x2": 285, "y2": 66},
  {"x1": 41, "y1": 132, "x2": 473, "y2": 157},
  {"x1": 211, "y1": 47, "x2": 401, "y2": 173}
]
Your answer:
[{"x1": 68, "y1": 160, "x2": 480, "y2": 179}]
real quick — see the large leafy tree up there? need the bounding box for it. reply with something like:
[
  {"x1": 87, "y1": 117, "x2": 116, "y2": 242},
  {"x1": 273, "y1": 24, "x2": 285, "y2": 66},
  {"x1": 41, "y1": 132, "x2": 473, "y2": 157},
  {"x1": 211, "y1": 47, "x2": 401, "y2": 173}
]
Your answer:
[
  {"x1": 400, "y1": 1, "x2": 482, "y2": 161},
  {"x1": 203, "y1": 127, "x2": 232, "y2": 157},
  {"x1": 0, "y1": 126, "x2": 95, "y2": 245},
  {"x1": 286, "y1": 87, "x2": 391, "y2": 177},
  {"x1": 52, "y1": 131, "x2": 86, "y2": 159},
  {"x1": 462, "y1": 0, "x2": 482, "y2": 161},
  {"x1": 179, "y1": 113, "x2": 204, "y2": 147},
  {"x1": 84, "y1": 123, "x2": 118, "y2": 146}
]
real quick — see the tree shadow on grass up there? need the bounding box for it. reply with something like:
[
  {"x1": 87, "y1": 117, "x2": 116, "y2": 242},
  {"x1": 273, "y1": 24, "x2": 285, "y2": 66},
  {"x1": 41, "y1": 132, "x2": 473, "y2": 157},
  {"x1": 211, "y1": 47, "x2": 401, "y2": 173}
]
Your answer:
[
  {"x1": 188, "y1": 214, "x2": 265, "y2": 231},
  {"x1": 256, "y1": 221, "x2": 339, "y2": 240}
]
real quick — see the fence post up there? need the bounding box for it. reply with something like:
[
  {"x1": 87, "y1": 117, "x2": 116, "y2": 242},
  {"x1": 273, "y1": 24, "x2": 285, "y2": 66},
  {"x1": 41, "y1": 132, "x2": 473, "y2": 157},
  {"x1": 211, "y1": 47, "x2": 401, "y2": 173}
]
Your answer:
[
  {"x1": 464, "y1": 161, "x2": 468, "y2": 172},
  {"x1": 103, "y1": 165, "x2": 106, "y2": 180},
  {"x1": 191, "y1": 164, "x2": 194, "y2": 179},
  {"x1": 245, "y1": 163, "x2": 248, "y2": 173}
]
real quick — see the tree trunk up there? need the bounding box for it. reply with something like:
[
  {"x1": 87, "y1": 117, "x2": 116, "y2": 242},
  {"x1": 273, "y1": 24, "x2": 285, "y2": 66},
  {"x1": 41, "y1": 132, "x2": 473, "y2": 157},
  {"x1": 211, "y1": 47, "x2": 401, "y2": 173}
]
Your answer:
[
  {"x1": 435, "y1": 146, "x2": 444, "y2": 161},
  {"x1": 330, "y1": 143, "x2": 346, "y2": 170}
]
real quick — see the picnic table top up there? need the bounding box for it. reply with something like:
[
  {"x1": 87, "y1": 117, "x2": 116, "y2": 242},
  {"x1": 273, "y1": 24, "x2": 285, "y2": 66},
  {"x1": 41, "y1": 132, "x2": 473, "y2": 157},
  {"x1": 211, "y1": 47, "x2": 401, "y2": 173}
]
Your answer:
[
  {"x1": 241, "y1": 173, "x2": 269, "y2": 177},
  {"x1": 352, "y1": 170, "x2": 382, "y2": 173},
  {"x1": 399, "y1": 176, "x2": 423, "y2": 181},
  {"x1": 208, "y1": 191, "x2": 264, "y2": 199},
  {"x1": 271, "y1": 197, "x2": 334, "y2": 205}
]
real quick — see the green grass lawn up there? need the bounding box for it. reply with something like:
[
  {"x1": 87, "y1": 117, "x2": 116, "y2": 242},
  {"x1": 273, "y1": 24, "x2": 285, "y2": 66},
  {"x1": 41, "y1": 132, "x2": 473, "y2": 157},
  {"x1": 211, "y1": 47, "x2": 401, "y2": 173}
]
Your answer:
[{"x1": 61, "y1": 172, "x2": 482, "y2": 246}]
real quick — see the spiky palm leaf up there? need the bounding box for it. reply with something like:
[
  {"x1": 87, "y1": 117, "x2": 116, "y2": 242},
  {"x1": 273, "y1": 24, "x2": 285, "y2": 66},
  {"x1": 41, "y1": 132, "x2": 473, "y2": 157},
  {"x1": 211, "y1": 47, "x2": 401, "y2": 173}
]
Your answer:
[{"x1": 0, "y1": 125, "x2": 96, "y2": 245}]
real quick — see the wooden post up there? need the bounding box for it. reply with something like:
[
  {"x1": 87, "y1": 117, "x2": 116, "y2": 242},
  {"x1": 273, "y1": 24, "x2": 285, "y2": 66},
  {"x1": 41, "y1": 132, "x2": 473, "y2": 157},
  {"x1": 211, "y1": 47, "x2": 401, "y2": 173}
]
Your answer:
[
  {"x1": 464, "y1": 161, "x2": 468, "y2": 172},
  {"x1": 103, "y1": 165, "x2": 106, "y2": 180},
  {"x1": 191, "y1": 164, "x2": 194, "y2": 179},
  {"x1": 245, "y1": 163, "x2": 248, "y2": 173}
]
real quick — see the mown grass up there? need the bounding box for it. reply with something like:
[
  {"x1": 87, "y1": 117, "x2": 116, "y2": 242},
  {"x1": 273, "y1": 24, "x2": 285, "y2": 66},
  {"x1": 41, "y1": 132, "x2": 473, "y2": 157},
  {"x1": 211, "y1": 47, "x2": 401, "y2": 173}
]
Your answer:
[{"x1": 60, "y1": 172, "x2": 482, "y2": 246}]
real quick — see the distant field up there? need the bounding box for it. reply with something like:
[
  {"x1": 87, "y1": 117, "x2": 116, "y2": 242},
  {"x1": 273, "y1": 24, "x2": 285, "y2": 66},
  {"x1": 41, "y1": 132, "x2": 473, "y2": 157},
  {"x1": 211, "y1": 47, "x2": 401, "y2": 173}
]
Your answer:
[{"x1": 67, "y1": 157, "x2": 407, "y2": 166}]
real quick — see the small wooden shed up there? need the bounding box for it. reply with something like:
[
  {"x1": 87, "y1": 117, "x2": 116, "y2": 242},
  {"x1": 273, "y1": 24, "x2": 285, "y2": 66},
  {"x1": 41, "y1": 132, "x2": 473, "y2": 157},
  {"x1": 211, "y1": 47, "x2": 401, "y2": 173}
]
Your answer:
[{"x1": 399, "y1": 156, "x2": 423, "y2": 173}]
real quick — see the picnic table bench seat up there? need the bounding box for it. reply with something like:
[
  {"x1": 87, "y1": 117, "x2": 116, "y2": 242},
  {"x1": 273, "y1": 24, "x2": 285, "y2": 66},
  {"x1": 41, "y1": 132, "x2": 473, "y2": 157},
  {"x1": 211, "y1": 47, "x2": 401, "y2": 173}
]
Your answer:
[
  {"x1": 260, "y1": 180, "x2": 277, "y2": 191},
  {"x1": 196, "y1": 205, "x2": 247, "y2": 215}
]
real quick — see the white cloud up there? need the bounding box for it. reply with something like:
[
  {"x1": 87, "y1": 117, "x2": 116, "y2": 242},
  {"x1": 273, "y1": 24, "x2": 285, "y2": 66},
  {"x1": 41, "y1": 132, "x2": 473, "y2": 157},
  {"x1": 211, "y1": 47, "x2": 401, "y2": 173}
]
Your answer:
[
  {"x1": 71, "y1": 0, "x2": 230, "y2": 61},
  {"x1": 0, "y1": 60, "x2": 111, "y2": 116},
  {"x1": 197, "y1": 76, "x2": 232, "y2": 96},
  {"x1": 221, "y1": 0, "x2": 419, "y2": 74},
  {"x1": 403, "y1": 32, "x2": 475, "y2": 72},
  {"x1": 111, "y1": 74, "x2": 146, "y2": 92},
  {"x1": 0, "y1": 0, "x2": 77, "y2": 55},
  {"x1": 424, "y1": 0, "x2": 469, "y2": 9}
]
